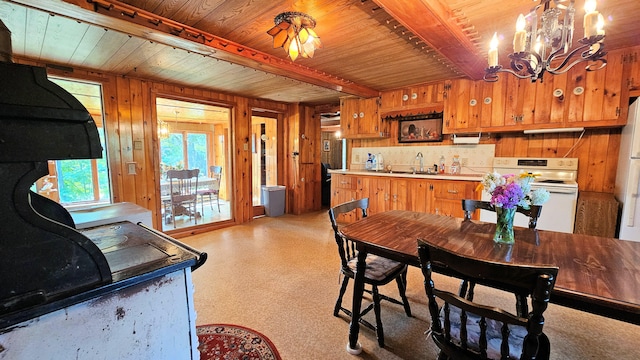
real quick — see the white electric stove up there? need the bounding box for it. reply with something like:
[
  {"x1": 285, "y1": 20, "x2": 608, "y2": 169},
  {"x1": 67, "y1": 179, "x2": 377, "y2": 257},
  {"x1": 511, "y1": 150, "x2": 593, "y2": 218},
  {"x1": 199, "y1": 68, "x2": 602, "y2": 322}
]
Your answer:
[{"x1": 480, "y1": 157, "x2": 579, "y2": 233}]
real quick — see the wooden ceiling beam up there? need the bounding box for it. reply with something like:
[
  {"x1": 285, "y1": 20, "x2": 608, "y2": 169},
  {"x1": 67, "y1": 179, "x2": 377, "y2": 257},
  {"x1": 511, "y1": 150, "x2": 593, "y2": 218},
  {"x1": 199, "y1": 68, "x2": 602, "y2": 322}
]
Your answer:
[
  {"x1": 372, "y1": 0, "x2": 487, "y2": 80},
  {"x1": 13, "y1": 0, "x2": 379, "y2": 98}
]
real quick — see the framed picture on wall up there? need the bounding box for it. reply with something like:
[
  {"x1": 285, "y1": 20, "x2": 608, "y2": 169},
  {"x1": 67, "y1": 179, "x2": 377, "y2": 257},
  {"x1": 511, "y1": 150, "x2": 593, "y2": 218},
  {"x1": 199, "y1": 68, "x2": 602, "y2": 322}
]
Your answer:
[
  {"x1": 323, "y1": 140, "x2": 330, "y2": 152},
  {"x1": 397, "y1": 112, "x2": 443, "y2": 143}
]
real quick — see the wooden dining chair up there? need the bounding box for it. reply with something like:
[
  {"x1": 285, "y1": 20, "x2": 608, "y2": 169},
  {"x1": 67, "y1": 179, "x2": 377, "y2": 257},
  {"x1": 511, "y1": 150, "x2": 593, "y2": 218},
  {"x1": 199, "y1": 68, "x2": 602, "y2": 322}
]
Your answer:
[
  {"x1": 462, "y1": 199, "x2": 543, "y2": 229},
  {"x1": 166, "y1": 169, "x2": 200, "y2": 228},
  {"x1": 197, "y1": 165, "x2": 222, "y2": 213},
  {"x1": 460, "y1": 199, "x2": 544, "y2": 315},
  {"x1": 328, "y1": 198, "x2": 412, "y2": 348},
  {"x1": 417, "y1": 239, "x2": 558, "y2": 360}
]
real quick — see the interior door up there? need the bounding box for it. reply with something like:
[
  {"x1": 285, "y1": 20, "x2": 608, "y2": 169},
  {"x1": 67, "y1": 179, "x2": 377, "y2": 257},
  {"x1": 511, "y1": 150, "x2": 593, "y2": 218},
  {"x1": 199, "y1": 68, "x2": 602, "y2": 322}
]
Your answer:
[{"x1": 251, "y1": 113, "x2": 278, "y2": 216}]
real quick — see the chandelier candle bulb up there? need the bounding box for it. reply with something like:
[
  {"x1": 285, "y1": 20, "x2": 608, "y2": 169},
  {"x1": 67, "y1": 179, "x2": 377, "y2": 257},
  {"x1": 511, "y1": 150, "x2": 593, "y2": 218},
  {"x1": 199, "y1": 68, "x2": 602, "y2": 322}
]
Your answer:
[
  {"x1": 483, "y1": 0, "x2": 606, "y2": 83},
  {"x1": 596, "y1": 13, "x2": 605, "y2": 36},
  {"x1": 583, "y1": 0, "x2": 599, "y2": 38},
  {"x1": 488, "y1": 33, "x2": 499, "y2": 67},
  {"x1": 513, "y1": 14, "x2": 527, "y2": 53}
]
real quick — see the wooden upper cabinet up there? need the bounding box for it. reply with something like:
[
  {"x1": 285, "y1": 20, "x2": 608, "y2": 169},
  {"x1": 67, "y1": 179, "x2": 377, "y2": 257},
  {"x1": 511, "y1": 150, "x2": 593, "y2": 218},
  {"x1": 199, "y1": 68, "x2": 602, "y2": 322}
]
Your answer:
[
  {"x1": 340, "y1": 97, "x2": 359, "y2": 137},
  {"x1": 566, "y1": 47, "x2": 627, "y2": 126},
  {"x1": 443, "y1": 78, "x2": 481, "y2": 133},
  {"x1": 380, "y1": 82, "x2": 444, "y2": 113},
  {"x1": 340, "y1": 97, "x2": 388, "y2": 139},
  {"x1": 380, "y1": 50, "x2": 630, "y2": 135}
]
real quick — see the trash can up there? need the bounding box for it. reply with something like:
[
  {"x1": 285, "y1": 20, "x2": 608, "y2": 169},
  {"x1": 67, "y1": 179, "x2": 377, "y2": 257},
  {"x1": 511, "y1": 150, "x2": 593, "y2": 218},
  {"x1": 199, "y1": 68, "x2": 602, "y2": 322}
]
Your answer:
[{"x1": 262, "y1": 185, "x2": 286, "y2": 217}]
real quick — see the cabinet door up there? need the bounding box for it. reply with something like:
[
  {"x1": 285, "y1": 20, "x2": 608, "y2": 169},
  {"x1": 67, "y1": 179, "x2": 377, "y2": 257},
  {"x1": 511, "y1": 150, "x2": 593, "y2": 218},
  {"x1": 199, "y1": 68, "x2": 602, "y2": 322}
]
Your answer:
[
  {"x1": 628, "y1": 45, "x2": 640, "y2": 92},
  {"x1": 340, "y1": 98, "x2": 359, "y2": 137},
  {"x1": 566, "y1": 48, "x2": 626, "y2": 126},
  {"x1": 407, "y1": 179, "x2": 432, "y2": 213},
  {"x1": 358, "y1": 97, "x2": 383, "y2": 136},
  {"x1": 444, "y1": 79, "x2": 481, "y2": 133},
  {"x1": 390, "y1": 178, "x2": 408, "y2": 211},
  {"x1": 367, "y1": 177, "x2": 390, "y2": 215},
  {"x1": 485, "y1": 79, "x2": 507, "y2": 128},
  {"x1": 503, "y1": 76, "x2": 537, "y2": 128},
  {"x1": 331, "y1": 174, "x2": 357, "y2": 204},
  {"x1": 432, "y1": 180, "x2": 476, "y2": 218},
  {"x1": 585, "y1": 48, "x2": 625, "y2": 124},
  {"x1": 380, "y1": 89, "x2": 404, "y2": 110}
]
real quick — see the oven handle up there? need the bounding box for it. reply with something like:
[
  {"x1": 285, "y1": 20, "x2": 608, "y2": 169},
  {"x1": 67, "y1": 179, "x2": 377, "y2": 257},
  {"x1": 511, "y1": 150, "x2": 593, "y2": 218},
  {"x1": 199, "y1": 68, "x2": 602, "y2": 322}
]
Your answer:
[{"x1": 540, "y1": 187, "x2": 578, "y2": 194}]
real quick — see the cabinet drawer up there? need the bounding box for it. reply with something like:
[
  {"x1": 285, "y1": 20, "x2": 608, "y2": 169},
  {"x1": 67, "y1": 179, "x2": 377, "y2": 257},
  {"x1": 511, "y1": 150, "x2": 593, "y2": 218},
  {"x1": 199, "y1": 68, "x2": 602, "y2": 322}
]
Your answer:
[
  {"x1": 334, "y1": 175, "x2": 356, "y2": 190},
  {"x1": 434, "y1": 181, "x2": 468, "y2": 200}
]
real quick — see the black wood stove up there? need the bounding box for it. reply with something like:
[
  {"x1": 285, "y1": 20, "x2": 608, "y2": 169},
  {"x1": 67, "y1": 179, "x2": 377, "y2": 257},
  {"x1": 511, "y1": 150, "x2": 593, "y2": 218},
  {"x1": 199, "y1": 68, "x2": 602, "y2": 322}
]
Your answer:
[{"x1": 0, "y1": 21, "x2": 205, "y2": 330}]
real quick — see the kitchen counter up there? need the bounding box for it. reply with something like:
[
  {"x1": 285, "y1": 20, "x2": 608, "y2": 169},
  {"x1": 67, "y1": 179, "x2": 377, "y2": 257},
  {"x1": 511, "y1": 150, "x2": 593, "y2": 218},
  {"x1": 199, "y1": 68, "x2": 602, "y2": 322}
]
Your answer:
[{"x1": 329, "y1": 169, "x2": 484, "y2": 182}]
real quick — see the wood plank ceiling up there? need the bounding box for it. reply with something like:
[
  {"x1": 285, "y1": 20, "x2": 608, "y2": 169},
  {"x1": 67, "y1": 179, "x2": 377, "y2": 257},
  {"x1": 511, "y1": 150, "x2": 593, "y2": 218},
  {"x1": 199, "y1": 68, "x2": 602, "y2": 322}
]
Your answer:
[{"x1": 1, "y1": 0, "x2": 640, "y2": 106}]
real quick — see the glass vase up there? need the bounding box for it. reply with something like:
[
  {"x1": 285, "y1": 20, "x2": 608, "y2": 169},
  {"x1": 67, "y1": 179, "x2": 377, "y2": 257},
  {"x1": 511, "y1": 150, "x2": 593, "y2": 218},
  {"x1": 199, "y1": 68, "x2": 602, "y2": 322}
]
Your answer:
[{"x1": 494, "y1": 207, "x2": 515, "y2": 244}]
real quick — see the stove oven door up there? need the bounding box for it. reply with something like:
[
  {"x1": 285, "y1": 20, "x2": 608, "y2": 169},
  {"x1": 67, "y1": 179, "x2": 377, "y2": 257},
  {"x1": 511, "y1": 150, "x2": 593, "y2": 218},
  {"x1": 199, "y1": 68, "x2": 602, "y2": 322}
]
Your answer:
[{"x1": 479, "y1": 184, "x2": 578, "y2": 233}]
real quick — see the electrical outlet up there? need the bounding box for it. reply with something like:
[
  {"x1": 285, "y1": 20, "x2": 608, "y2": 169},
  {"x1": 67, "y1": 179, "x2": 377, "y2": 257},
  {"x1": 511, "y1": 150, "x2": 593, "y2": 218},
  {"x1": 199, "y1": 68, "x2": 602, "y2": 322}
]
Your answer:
[
  {"x1": 461, "y1": 158, "x2": 469, "y2": 166},
  {"x1": 355, "y1": 154, "x2": 361, "y2": 163}
]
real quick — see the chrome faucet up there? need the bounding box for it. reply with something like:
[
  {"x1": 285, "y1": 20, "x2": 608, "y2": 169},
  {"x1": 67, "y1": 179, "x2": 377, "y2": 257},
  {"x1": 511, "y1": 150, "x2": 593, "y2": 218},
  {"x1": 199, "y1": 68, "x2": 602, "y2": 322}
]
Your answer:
[{"x1": 416, "y1": 152, "x2": 424, "y2": 173}]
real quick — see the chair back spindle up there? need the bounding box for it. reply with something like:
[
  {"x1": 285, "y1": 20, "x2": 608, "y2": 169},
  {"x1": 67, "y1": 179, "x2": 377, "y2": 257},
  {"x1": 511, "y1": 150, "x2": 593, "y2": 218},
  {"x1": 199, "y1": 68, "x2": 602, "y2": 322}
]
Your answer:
[{"x1": 418, "y1": 239, "x2": 557, "y2": 360}]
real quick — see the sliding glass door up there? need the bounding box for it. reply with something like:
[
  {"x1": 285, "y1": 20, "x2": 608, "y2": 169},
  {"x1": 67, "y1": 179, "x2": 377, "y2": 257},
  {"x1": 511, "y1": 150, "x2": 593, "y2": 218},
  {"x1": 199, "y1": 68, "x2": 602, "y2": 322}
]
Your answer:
[{"x1": 156, "y1": 97, "x2": 231, "y2": 231}]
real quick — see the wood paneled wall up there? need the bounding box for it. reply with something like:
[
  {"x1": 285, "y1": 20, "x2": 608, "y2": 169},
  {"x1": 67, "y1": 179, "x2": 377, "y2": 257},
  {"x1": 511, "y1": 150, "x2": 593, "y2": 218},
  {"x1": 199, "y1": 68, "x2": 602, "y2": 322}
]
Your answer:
[
  {"x1": 285, "y1": 104, "x2": 322, "y2": 215},
  {"x1": 321, "y1": 132, "x2": 343, "y2": 169},
  {"x1": 17, "y1": 57, "x2": 321, "y2": 234},
  {"x1": 352, "y1": 127, "x2": 623, "y2": 193}
]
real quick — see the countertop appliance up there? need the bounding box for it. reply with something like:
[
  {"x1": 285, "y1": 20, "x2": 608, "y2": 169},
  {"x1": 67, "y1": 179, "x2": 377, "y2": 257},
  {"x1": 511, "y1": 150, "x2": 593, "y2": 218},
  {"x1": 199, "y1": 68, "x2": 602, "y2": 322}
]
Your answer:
[
  {"x1": 0, "y1": 20, "x2": 206, "y2": 358},
  {"x1": 480, "y1": 157, "x2": 579, "y2": 233},
  {"x1": 615, "y1": 97, "x2": 640, "y2": 241}
]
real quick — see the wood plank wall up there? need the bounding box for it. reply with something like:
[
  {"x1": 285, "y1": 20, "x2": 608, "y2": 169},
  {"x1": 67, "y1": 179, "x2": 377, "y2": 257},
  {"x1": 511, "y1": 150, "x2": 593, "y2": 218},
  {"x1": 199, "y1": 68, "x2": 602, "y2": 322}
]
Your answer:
[
  {"x1": 321, "y1": 132, "x2": 343, "y2": 169},
  {"x1": 16, "y1": 57, "x2": 320, "y2": 234},
  {"x1": 353, "y1": 126, "x2": 623, "y2": 193}
]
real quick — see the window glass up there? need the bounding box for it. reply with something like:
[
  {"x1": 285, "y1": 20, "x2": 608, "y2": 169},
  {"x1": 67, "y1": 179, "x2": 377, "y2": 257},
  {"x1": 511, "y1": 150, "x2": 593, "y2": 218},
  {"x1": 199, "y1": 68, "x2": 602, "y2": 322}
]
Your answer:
[
  {"x1": 38, "y1": 78, "x2": 111, "y2": 206},
  {"x1": 160, "y1": 133, "x2": 185, "y2": 179},
  {"x1": 188, "y1": 133, "x2": 208, "y2": 177}
]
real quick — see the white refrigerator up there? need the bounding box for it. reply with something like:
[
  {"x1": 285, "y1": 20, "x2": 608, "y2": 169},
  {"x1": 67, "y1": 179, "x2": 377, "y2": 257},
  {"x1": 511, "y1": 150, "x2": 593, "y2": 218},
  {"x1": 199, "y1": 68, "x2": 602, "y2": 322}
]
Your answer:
[{"x1": 615, "y1": 98, "x2": 640, "y2": 241}]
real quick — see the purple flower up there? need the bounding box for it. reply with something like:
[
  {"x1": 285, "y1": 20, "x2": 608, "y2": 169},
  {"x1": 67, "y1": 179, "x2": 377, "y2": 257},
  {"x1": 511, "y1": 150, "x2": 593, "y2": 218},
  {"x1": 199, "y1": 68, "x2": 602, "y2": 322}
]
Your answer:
[{"x1": 490, "y1": 178, "x2": 525, "y2": 209}]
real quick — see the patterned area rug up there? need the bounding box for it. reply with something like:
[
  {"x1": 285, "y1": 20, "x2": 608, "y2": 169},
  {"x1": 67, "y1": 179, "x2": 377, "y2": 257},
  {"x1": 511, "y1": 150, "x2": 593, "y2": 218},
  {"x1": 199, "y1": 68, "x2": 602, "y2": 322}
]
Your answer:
[{"x1": 197, "y1": 324, "x2": 282, "y2": 360}]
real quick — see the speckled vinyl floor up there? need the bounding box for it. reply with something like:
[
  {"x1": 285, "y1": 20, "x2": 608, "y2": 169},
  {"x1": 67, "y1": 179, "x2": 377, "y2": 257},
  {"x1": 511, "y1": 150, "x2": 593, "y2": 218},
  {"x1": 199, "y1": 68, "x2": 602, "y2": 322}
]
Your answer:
[{"x1": 182, "y1": 210, "x2": 639, "y2": 360}]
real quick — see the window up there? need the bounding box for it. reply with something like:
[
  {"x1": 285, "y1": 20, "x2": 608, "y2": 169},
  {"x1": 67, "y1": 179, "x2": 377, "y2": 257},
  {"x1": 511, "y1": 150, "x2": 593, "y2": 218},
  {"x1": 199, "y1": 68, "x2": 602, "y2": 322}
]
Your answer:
[
  {"x1": 35, "y1": 78, "x2": 111, "y2": 206},
  {"x1": 160, "y1": 132, "x2": 209, "y2": 178}
]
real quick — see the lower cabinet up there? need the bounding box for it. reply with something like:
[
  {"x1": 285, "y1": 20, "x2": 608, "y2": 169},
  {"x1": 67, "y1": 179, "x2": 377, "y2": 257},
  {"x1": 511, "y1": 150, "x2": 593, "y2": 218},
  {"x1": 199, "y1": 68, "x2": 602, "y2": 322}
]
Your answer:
[
  {"x1": 330, "y1": 174, "x2": 480, "y2": 221},
  {"x1": 330, "y1": 174, "x2": 361, "y2": 223},
  {"x1": 432, "y1": 180, "x2": 477, "y2": 218}
]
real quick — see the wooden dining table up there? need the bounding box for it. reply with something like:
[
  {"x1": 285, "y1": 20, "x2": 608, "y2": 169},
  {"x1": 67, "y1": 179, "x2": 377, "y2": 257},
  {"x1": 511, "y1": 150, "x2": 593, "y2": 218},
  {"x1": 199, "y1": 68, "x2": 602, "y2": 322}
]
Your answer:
[{"x1": 339, "y1": 210, "x2": 640, "y2": 354}]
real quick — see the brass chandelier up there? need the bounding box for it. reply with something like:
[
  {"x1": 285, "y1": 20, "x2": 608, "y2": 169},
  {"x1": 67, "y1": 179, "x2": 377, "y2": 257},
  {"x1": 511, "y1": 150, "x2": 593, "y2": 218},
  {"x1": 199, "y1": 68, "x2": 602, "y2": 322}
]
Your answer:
[
  {"x1": 267, "y1": 12, "x2": 322, "y2": 61},
  {"x1": 484, "y1": 0, "x2": 606, "y2": 83}
]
